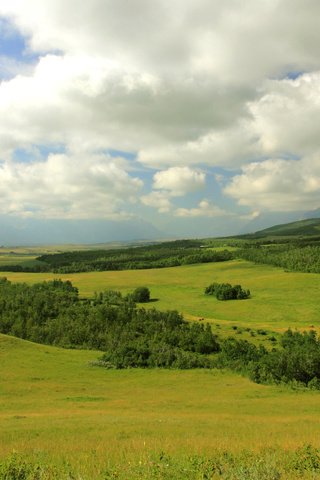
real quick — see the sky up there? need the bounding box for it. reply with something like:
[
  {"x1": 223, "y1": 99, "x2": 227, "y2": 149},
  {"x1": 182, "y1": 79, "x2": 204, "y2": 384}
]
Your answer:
[{"x1": 0, "y1": 0, "x2": 320, "y2": 244}]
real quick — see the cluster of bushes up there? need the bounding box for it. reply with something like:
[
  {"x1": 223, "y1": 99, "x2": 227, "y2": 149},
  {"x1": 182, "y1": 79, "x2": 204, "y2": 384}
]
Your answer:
[
  {"x1": 205, "y1": 282, "x2": 250, "y2": 300},
  {"x1": 217, "y1": 330, "x2": 320, "y2": 389},
  {"x1": 0, "y1": 278, "x2": 219, "y2": 369}
]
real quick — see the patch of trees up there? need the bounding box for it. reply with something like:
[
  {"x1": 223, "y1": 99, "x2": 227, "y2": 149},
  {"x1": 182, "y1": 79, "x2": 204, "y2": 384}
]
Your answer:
[
  {"x1": 0, "y1": 278, "x2": 219, "y2": 369},
  {"x1": 237, "y1": 244, "x2": 320, "y2": 273},
  {"x1": 216, "y1": 330, "x2": 320, "y2": 389},
  {"x1": 205, "y1": 282, "x2": 250, "y2": 300}
]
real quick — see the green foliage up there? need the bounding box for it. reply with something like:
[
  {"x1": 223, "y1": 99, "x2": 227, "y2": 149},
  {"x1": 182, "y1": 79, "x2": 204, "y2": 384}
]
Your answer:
[
  {"x1": 216, "y1": 329, "x2": 320, "y2": 388},
  {"x1": 237, "y1": 244, "x2": 320, "y2": 273},
  {"x1": 291, "y1": 444, "x2": 320, "y2": 474},
  {"x1": 0, "y1": 242, "x2": 234, "y2": 273},
  {"x1": 1, "y1": 276, "x2": 320, "y2": 385},
  {"x1": 205, "y1": 282, "x2": 250, "y2": 300},
  {"x1": 130, "y1": 286, "x2": 150, "y2": 302},
  {"x1": 0, "y1": 452, "x2": 71, "y2": 479},
  {"x1": 0, "y1": 278, "x2": 219, "y2": 369},
  {"x1": 4, "y1": 447, "x2": 320, "y2": 479}
]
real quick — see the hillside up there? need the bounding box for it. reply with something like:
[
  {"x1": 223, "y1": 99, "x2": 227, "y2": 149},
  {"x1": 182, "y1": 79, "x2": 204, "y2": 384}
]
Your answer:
[
  {"x1": 1, "y1": 333, "x2": 320, "y2": 479},
  {"x1": 240, "y1": 217, "x2": 320, "y2": 239}
]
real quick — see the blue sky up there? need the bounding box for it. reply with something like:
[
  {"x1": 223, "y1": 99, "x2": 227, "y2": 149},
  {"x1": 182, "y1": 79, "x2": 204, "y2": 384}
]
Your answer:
[{"x1": 0, "y1": 1, "x2": 319, "y2": 244}]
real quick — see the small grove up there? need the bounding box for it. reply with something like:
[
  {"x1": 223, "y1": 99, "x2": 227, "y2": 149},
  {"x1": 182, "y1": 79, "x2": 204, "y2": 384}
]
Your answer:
[
  {"x1": 0, "y1": 278, "x2": 320, "y2": 388},
  {"x1": 205, "y1": 282, "x2": 250, "y2": 300}
]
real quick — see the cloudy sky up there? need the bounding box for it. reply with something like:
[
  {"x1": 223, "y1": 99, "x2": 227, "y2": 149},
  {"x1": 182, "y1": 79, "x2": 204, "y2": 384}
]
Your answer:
[{"x1": 0, "y1": 0, "x2": 320, "y2": 243}]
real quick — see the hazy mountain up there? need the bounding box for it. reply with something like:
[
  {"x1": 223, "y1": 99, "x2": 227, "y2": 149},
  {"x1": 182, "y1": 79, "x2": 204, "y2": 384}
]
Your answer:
[
  {"x1": 239, "y1": 217, "x2": 320, "y2": 239},
  {"x1": 238, "y1": 208, "x2": 320, "y2": 235},
  {"x1": 0, "y1": 216, "x2": 163, "y2": 246}
]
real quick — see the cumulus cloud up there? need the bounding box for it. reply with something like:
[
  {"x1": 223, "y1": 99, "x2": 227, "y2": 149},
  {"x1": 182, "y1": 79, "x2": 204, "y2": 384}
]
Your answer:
[
  {"x1": 140, "y1": 191, "x2": 172, "y2": 213},
  {"x1": 0, "y1": 153, "x2": 142, "y2": 218},
  {"x1": 175, "y1": 200, "x2": 229, "y2": 217},
  {"x1": 141, "y1": 167, "x2": 205, "y2": 213},
  {"x1": 249, "y1": 72, "x2": 320, "y2": 157},
  {"x1": 1, "y1": 0, "x2": 320, "y2": 222},
  {"x1": 153, "y1": 167, "x2": 206, "y2": 196},
  {"x1": 224, "y1": 157, "x2": 320, "y2": 211}
]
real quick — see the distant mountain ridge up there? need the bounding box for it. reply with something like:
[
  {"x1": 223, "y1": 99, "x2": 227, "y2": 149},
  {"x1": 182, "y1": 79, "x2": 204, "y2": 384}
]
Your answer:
[{"x1": 240, "y1": 217, "x2": 320, "y2": 238}]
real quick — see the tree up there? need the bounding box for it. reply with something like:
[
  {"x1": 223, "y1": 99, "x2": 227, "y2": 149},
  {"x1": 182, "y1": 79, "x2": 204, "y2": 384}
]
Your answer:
[{"x1": 131, "y1": 287, "x2": 150, "y2": 303}]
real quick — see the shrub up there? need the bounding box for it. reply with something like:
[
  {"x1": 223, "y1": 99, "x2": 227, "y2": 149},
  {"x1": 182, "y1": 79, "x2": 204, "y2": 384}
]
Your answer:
[
  {"x1": 204, "y1": 282, "x2": 250, "y2": 300},
  {"x1": 131, "y1": 287, "x2": 150, "y2": 303}
]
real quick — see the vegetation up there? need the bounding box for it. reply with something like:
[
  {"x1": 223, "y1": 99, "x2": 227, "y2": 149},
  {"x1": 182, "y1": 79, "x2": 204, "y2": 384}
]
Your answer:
[
  {"x1": 237, "y1": 244, "x2": 320, "y2": 273},
  {"x1": 1, "y1": 333, "x2": 320, "y2": 479},
  {"x1": 0, "y1": 278, "x2": 219, "y2": 369},
  {"x1": 217, "y1": 330, "x2": 320, "y2": 389},
  {"x1": 1, "y1": 218, "x2": 320, "y2": 477},
  {"x1": 1, "y1": 277, "x2": 319, "y2": 388},
  {"x1": 130, "y1": 286, "x2": 150, "y2": 303},
  {"x1": 205, "y1": 282, "x2": 250, "y2": 300},
  {"x1": 0, "y1": 240, "x2": 233, "y2": 273},
  {"x1": 238, "y1": 217, "x2": 320, "y2": 238},
  {"x1": 2, "y1": 259, "x2": 320, "y2": 331},
  {"x1": 2, "y1": 446, "x2": 320, "y2": 479}
]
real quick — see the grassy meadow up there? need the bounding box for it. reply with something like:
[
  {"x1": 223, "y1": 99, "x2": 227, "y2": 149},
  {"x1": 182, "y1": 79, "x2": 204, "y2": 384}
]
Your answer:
[
  {"x1": 1, "y1": 257, "x2": 320, "y2": 477},
  {"x1": 1, "y1": 333, "x2": 320, "y2": 478},
  {"x1": 2, "y1": 259, "x2": 319, "y2": 332}
]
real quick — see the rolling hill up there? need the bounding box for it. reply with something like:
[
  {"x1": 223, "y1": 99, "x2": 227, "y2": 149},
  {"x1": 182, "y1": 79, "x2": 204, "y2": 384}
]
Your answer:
[{"x1": 240, "y1": 217, "x2": 320, "y2": 239}]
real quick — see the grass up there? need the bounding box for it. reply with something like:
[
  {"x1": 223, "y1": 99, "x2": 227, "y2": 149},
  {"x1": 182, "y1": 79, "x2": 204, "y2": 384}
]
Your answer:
[
  {"x1": 1, "y1": 257, "x2": 320, "y2": 478},
  {"x1": 0, "y1": 254, "x2": 38, "y2": 265},
  {"x1": 1, "y1": 259, "x2": 320, "y2": 333},
  {"x1": 1, "y1": 333, "x2": 320, "y2": 479}
]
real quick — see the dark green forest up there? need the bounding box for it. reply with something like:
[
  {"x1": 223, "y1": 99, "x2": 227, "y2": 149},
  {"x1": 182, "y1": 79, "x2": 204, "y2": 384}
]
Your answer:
[
  {"x1": 1, "y1": 277, "x2": 319, "y2": 388},
  {"x1": 237, "y1": 244, "x2": 320, "y2": 273}
]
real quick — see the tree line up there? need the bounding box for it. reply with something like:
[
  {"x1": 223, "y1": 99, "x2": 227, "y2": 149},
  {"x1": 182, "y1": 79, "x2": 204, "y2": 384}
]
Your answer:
[
  {"x1": 0, "y1": 242, "x2": 233, "y2": 273},
  {"x1": 236, "y1": 244, "x2": 320, "y2": 273}
]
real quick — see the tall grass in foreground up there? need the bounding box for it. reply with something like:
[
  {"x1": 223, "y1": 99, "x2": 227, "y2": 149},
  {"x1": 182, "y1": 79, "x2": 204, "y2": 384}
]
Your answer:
[{"x1": 1, "y1": 446, "x2": 320, "y2": 479}]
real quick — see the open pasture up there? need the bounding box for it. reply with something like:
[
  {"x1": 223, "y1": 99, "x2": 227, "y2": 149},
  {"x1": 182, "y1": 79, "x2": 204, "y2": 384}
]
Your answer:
[
  {"x1": 1, "y1": 333, "x2": 320, "y2": 476},
  {"x1": 2, "y1": 259, "x2": 320, "y2": 331}
]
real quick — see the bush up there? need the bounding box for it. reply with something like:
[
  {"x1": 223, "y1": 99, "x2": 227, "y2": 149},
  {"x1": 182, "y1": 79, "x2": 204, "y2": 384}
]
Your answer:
[
  {"x1": 204, "y1": 282, "x2": 250, "y2": 300},
  {"x1": 131, "y1": 287, "x2": 150, "y2": 303}
]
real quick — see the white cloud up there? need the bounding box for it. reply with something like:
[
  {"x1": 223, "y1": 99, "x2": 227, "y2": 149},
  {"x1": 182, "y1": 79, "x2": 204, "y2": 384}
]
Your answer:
[
  {"x1": 140, "y1": 191, "x2": 172, "y2": 213},
  {"x1": 153, "y1": 167, "x2": 206, "y2": 196},
  {"x1": 249, "y1": 72, "x2": 320, "y2": 157},
  {"x1": 175, "y1": 200, "x2": 229, "y2": 217},
  {"x1": 141, "y1": 167, "x2": 206, "y2": 214},
  {"x1": 1, "y1": 1, "x2": 320, "y2": 221},
  {"x1": 224, "y1": 157, "x2": 320, "y2": 211},
  {"x1": 0, "y1": 153, "x2": 142, "y2": 218}
]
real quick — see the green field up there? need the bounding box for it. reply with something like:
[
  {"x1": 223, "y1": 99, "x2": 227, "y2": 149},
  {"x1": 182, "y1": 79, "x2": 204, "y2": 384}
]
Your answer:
[
  {"x1": 1, "y1": 333, "x2": 320, "y2": 478},
  {"x1": 1, "y1": 258, "x2": 320, "y2": 477},
  {"x1": 2, "y1": 259, "x2": 319, "y2": 333}
]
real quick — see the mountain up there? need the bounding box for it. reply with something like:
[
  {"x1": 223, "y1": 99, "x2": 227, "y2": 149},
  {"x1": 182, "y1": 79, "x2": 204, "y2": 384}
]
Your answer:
[
  {"x1": 238, "y1": 208, "x2": 320, "y2": 235},
  {"x1": 239, "y1": 217, "x2": 320, "y2": 239},
  {"x1": 0, "y1": 217, "x2": 163, "y2": 246}
]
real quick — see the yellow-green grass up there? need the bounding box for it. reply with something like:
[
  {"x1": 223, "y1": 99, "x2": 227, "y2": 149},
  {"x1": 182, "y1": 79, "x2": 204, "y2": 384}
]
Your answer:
[
  {"x1": 2, "y1": 260, "x2": 320, "y2": 332},
  {"x1": 0, "y1": 254, "x2": 38, "y2": 266},
  {"x1": 1, "y1": 333, "x2": 320, "y2": 474}
]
